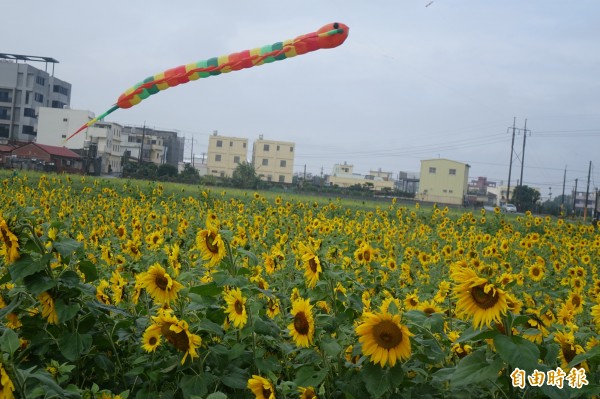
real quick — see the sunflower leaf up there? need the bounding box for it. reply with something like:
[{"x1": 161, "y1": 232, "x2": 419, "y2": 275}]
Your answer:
[
  {"x1": 294, "y1": 366, "x2": 328, "y2": 389},
  {"x1": 361, "y1": 362, "x2": 391, "y2": 398},
  {"x1": 493, "y1": 334, "x2": 540, "y2": 373},
  {"x1": 456, "y1": 326, "x2": 499, "y2": 343},
  {"x1": 8, "y1": 253, "x2": 44, "y2": 281},
  {"x1": 567, "y1": 344, "x2": 600, "y2": 368},
  {"x1": 450, "y1": 349, "x2": 503, "y2": 387},
  {"x1": 0, "y1": 328, "x2": 20, "y2": 356},
  {"x1": 179, "y1": 374, "x2": 208, "y2": 399}
]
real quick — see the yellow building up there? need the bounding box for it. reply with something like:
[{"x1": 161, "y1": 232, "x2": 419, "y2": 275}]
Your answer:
[
  {"x1": 327, "y1": 163, "x2": 395, "y2": 191},
  {"x1": 251, "y1": 135, "x2": 295, "y2": 184},
  {"x1": 419, "y1": 159, "x2": 470, "y2": 205},
  {"x1": 207, "y1": 132, "x2": 248, "y2": 177}
]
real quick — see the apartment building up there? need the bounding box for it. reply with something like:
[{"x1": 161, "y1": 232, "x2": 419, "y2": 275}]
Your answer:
[
  {"x1": 37, "y1": 107, "x2": 94, "y2": 149},
  {"x1": 0, "y1": 55, "x2": 71, "y2": 141},
  {"x1": 251, "y1": 135, "x2": 295, "y2": 184},
  {"x1": 207, "y1": 131, "x2": 248, "y2": 177},
  {"x1": 419, "y1": 159, "x2": 470, "y2": 205}
]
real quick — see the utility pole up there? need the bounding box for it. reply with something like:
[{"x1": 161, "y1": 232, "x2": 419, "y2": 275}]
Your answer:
[
  {"x1": 139, "y1": 122, "x2": 146, "y2": 163},
  {"x1": 584, "y1": 161, "x2": 592, "y2": 221},
  {"x1": 561, "y1": 166, "x2": 566, "y2": 215},
  {"x1": 519, "y1": 118, "x2": 529, "y2": 188},
  {"x1": 190, "y1": 137, "x2": 194, "y2": 167},
  {"x1": 507, "y1": 117, "x2": 516, "y2": 205},
  {"x1": 573, "y1": 178, "x2": 578, "y2": 217}
]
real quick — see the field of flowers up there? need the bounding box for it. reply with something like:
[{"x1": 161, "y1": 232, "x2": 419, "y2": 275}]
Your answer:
[{"x1": 0, "y1": 171, "x2": 598, "y2": 399}]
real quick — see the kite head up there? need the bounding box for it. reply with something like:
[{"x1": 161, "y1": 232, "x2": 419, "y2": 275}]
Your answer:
[{"x1": 316, "y1": 22, "x2": 349, "y2": 48}]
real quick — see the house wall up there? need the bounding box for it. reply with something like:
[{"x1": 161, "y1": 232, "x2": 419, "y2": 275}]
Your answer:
[{"x1": 419, "y1": 159, "x2": 469, "y2": 205}]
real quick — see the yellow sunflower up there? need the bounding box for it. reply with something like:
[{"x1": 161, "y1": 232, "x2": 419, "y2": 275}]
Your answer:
[
  {"x1": 418, "y1": 300, "x2": 443, "y2": 316},
  {"x1": 196, "y1": 228, "x2": 226, "y2": 267},
  {"x1": 139, "y1": 263, "x2": 183, "y2": 305},
  {"x1": 288, "y1": 298, "x2": 315, "y2": 348},
  {"x1": 554, "y1": 330, "x2": 587, "y2": 371},
  {"x1": 528, "y1": 264, "x2": 545, "y2": 282},
  {"x1": 0, "y1": 363, "x2": 15, "y2": 399},
  {"x1": 356, "y1": 311, "x2": 413, "y2": 368},
  {"x1": 224, "y1": 287, "x2": 248, "y2": 328},
  {"x1": 38, "y1": 291, "x2": 59, "y2": 325},
  {"x1": 452, "y1": 267, "x2": 508, "y2": 329},
  {"x1": 296, "y1": 241, "x2": 322, "y2": 289},
  {"x1": 299, "y1": 386, "x2": 317, "y2": 399},
  {"x1": 141, "y1": 324, "x2": 162, "y2": 352},
  {"x1": 591, "y1": 302, "x2": 600, "y2": 328},
  {"x1": 152, "y1": 310, "x2": 202, "y2": 364},
  {"x1": 0, "y1": 216, "x2": 20, "y2": 264},
  {"x1": 247, "y1": 375, "x2": 276, "y2": 399}
]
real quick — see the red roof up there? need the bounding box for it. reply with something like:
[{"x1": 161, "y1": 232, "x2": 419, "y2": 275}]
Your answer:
[
  {"x1": 15, "y1": 143, "x2": 81, "y2": 159},
  {"x1": 0, "y1": 145, "x2": 15, "y2": 152}
]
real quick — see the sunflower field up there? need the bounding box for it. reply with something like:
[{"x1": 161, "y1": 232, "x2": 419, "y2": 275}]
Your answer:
[{"x1": 0, "y1": 171, "x2": 599, "y2": 399}]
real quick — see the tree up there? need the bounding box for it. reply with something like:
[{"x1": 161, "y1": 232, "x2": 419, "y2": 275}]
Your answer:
[
  {"x1": 157, "y1": 164, "x2": 178, "y2": 178},
  {"x1": 231, "y1": 162, "x2": 260, "y2": 189},
  {"x1": 511, "y1": 185, "x2": 541, "y2": 213},
  {"x1": 179, "y1": 163, "x2": 200, "y2": 184}
]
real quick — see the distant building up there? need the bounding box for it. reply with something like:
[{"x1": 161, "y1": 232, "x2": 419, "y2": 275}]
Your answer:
[
  {"x1": 37, "y1": 107, "x2": 95, "y2": 149},
  {"x1": 419, "y1": 159, "x2": 470, "y2": 205},
  {"x1": 326, "y1": 162, "x2": 395, "y2": 191},
  {"x1": 207, "y1": 131, "x2": 248, "y2": 178},
  {"x1": 252, "y1": 136, "x2": 295, "y2": 184},
  {"x1": 486, "y1": 185, "x2": 516, "y2": 206},
  {"x1": 122, "y1": 125, "x2": 184, "y2": 167},
  {"x1": 467, "y1": 176, "x2": 497, "y2": 206},
  {"x1": 395, "y1": 171, "x2": 420, "y2": 194},
  {"x1": 10, "y1": 142, "x2": 82, "y2": 173},
  {"x1": 573, "y1": 190, "x2": 598, "y2": 214},
  {"x1": 0, "y1": 55, "x2": 71, "y2": 141}
]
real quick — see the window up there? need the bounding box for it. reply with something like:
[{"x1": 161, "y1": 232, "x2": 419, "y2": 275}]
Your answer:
[
  {"x1": 215, "y1": 154, "x2": 222, "y2": 162},
  {"x1": 280, "y1": 160, "x2": 286, "y2": 167},
  {"x1": 264, "y1": 144, "x2": 270, "y2": 151},
  {"x1": 0, "y1": 125, "x2": 9, "y2": 138},
  {"x1": 277, "y1": 145, "x2": 280, "y2": 151},
  {"x1": 25, "y1": 91, "x2": 30, "y2": 104},
  {"x1": 229, "y1": 141, "x2": 233, "y2": 147},
  {"x1": 262, "y1": 158, "x2": 268, "y2": 166},
  {"x1": 22, "y1": 125, "x2": 35, "y2": 134},
  {"x1": 279, "y1": 175, "x2": 285, "y2": 183},
  {"x1": 36, "y1": 76, "x2": 45, "y2": 85},
  {"x1": 449, "y1": 168, "x2": 456, "y2": 175},
  {"x1": 243, "y1": 142, "x2": 247, "y2": 148},
  {"x1": 63, "y1": 118, "x2": 68, "y2": 122},
  {"x1": 449, "y1": 190, "x2": 453, "y2": 193},
  {"x1": 0, "y1": 107, "x2": 10, "y2": 120},
  {"x1": 34, "y1": 93, "x2": 44, "y2": 103},
  {"x1": 53, "y1": 85, "x2": 69, "y2": 96},
  {"x1": 234, "y1": 156, "x2": 240, "y2": 164},
  {"x1": 24, "y1": 108, "x2": 36, "y2": 118},
  {"x1": 290, "y1": 146, "x2": 294, "y2": 152},
  {"x1": 267, "y1": 175, "x2": 272, "y2": 181},
  {"x1": 52, "y1": 100, "x2": 66, "y2": 108},
  {"x1": 216, "y1": 140, "x2": 222, "y2": 147},
  {"x1": 429, "y1": 167, "x2": 436, "y2": 174},
  {"x1": 0, "y1": 89, "x2": 11, "y2": 102}
]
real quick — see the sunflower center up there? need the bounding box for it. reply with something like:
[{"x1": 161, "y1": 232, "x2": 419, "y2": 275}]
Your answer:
[
  {"x1": 308, "y1": 257, "x2": 318, "y2": 273},
  {"x1": 262, "y1": 387, "x2": 273, "y2": 398},
  {"x1": 234, "y1": 300, "x2": 244, "y2": 315},
  {"x1": 149, "y1": 336, "x2": 158, "y2": 346},
  {"x1": 561, "y1": 343, "x2": 576, "y2": 363},
  {"x1": 165, "y1": 329, "x2": 190, "y2": 352},
  {"x1": 364, "y1": 250, "x2": 371, "y2": 262},
  {"x1": 155, "y1": 274, "x2": 169, "y2": 291},
  {"x1": 571, "y1": 296, "x2": 581, "y2": 307},
  {"x1": 206, "y1": 232, "x2": 219, "y2": 253},
  {"x1": 293, "y1": 311, "x2": 310, "y2": 335},
  {"x1": 153, "y1": 235, "x2": 159, "y2": 244},
  {"x1": 373, "y1": 320, "x2": 403, "y2": 349},
  {"x1": 470, "y1": 284, "x2": 499, "y2": 309}
]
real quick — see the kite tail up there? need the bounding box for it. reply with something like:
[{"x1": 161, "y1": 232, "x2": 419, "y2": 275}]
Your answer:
[{"x1": 64, "y1": 105, "x2": 120, "y2": 143}]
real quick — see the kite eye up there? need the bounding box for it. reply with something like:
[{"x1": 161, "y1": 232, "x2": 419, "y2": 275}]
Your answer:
[{"x1": 333, "y1": 22, "x2": 339, "y2": 29}]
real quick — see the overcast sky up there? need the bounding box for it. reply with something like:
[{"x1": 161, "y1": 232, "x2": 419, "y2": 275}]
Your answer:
[{"x1": 4, "y1": 1, "x2": 599, "y2": 199}]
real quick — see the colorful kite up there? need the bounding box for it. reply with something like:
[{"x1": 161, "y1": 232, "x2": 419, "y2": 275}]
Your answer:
[{"x1": 66, "y1": 22, "x2": 349, "y2": 142}]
